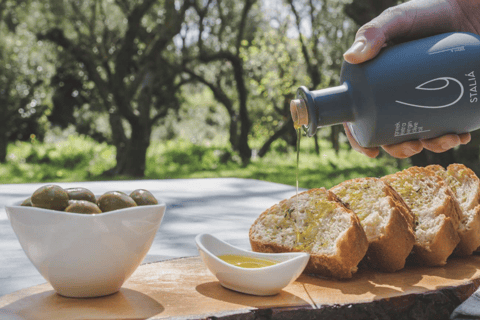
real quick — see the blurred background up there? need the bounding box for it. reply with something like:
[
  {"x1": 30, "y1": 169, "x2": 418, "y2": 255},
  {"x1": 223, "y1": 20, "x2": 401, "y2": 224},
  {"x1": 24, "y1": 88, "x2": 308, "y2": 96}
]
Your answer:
[{"x1": 0, "y1": 0, "x2": 475, "y2": 189}]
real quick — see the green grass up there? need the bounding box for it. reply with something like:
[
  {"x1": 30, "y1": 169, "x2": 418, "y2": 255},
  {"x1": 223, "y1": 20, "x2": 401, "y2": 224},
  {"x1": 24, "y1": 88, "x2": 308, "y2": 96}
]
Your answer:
[
  {"x1": 1, "y1": 135, "x2": 116, "y2": 184},
  {"x1": 0, "y1": 134, "x2": 409, "y2": 188}
]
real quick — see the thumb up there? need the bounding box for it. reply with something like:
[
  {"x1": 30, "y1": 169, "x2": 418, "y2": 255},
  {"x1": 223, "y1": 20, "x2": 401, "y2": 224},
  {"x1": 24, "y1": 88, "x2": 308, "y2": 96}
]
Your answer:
[
  {"x1": 344, "y1": 0, "x2": 457, "y2": 65},
  {"x1": 344, "y1": 1, "x2": 420, "y2": 64},
  {"x1": 343, "y1": 27, "x2": 388, "y2": 64}
]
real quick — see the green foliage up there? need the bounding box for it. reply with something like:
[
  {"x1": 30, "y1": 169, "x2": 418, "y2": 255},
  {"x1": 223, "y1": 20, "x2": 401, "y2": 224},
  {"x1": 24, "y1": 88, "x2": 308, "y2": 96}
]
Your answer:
[
  {"x1": 3, "y1": 0, "x2": 453, "y2": 179},
  {"x1": 170, "y1": 137, "x2": 407, "y2": 190},
  {"x1": 145, "y1": 140, "x2": 239, "y2": 178},
  {"x1": 152, "y1": 88, "x2": 230, "y2": 145},
  {"x1": 1, "y1": 135, "x2": 115, "y2": 183},
  {"x1": 0, "y1": 135, "x2": 407, "y2": 189},
  {"x1": 0, "y1": 7, "x2": 55, "y2": 149}
]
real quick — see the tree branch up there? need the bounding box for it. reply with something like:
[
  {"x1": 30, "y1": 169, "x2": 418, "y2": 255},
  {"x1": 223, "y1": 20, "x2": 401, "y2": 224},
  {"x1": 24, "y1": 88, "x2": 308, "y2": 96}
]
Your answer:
[
  {"x1": 235, "y1": 0, "x2": 256, "y2": 53},
  {"x1": 183, "y1": 67, "x2": 234, "y2": 116},
  {"x1": 288, "y1": 0, "x2": 321, "y2": 87},
  {"x1": 36, "y1": 28, "x2": 112, "y2": 110}
]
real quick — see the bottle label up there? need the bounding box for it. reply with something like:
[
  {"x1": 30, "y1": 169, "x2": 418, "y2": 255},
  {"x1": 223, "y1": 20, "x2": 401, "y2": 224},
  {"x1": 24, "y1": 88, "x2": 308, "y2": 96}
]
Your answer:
[
  {"x1": 392, "y1": 72, "x2": 477, "y2": 139},
  {"x1": 467, "y1": 71, "x2": 478, "y2": 103},
  {"x1": 394, "y1": 121, "x2": 430, "y2": 137},
  {"x1": 395, "y1": 71, "x2": 477, "y2": 108},
  {"x1": 395, "y1": 77, "x2": 464, "y2": 109}
]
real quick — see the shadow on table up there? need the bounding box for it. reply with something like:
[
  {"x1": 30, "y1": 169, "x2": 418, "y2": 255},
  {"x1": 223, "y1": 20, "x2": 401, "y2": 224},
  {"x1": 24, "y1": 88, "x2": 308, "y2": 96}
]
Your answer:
[
  {"x1": 196, "y1": 281, "x2": 312, "y2": 309},
  {"x1": 0, "y1": 288, "x2": 164, "y2": 320},
  {"x1": 295, "y1": 255, "x2": 480, "y2": 308},
  {"x1": 297, "y1": 269, "x2": 425, "y2": 299}
]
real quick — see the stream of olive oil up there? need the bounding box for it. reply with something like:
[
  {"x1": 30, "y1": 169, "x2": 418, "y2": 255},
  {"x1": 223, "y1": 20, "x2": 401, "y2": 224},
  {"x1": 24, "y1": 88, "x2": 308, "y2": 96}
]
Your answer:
[
  {"x1": 296, "y1": 128, "x2": 301, "y2": 211},
  {"x1": 294, "y1": 127, "x2": 301, "y2": 244}
]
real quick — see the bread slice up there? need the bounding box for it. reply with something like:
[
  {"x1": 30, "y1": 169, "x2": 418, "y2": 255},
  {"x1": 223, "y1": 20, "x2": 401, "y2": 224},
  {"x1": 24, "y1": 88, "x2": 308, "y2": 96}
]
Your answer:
[
  {"x1": 382, "y1": 166, "x2": 461, "y2": 266},
  {"x1": 249, "y1": 188, "x2": 368, "y2": 279},
  {"x1": 330, "y1": 178, "x2": 415, "y2": 272},
  {"x1": 426, "y1": 164, "x2": 480, "y2": 256}
]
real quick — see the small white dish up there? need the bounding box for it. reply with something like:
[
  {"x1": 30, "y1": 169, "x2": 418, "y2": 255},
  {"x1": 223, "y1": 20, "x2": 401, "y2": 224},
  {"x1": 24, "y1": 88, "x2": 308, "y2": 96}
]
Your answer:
[
  {"x1": 195, "y1": 233, "x2": 309, "y2": 296},
  {"x1": 6, "y1": 202, "x2": 166, "y2": 298}
]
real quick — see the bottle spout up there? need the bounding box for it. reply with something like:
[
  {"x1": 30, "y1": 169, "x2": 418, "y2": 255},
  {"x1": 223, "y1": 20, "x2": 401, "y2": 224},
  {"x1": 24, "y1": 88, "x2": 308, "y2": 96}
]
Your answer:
[{"x1": 290, "y1": 99, "x2": 309, "y2": 129}]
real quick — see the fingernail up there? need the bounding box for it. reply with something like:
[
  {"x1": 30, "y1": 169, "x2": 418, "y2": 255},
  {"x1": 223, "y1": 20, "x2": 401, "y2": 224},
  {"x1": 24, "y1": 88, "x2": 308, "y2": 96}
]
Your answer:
[{"x1": 344, "y1": 41, "x2": 365, "y2": 56}]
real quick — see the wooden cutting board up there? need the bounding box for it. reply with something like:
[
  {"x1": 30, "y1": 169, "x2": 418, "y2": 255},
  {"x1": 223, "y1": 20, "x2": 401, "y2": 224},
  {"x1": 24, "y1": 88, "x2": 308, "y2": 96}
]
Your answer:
[{"x1": 1, "y1": 255, "x2": 480, "y2": 320}]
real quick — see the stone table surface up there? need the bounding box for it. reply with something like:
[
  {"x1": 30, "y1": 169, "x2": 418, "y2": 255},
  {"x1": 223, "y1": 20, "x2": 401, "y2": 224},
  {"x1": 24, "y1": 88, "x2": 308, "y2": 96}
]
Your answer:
[{"x1": 0, "y1": 178, "x2": 299, "y2": 298}]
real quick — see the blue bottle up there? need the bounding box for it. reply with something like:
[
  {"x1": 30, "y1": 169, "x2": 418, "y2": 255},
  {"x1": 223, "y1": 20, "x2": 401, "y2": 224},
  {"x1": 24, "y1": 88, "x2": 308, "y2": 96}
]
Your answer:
[{"x1": 290, "y1": 32, "x2": 480, "y2": 147}]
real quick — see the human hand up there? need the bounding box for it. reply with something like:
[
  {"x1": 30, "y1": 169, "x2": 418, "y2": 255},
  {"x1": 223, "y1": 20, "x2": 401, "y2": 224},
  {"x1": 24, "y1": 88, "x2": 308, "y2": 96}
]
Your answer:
[{"x1": 343, "y1": 0, "x2": 480, "y2": 158}]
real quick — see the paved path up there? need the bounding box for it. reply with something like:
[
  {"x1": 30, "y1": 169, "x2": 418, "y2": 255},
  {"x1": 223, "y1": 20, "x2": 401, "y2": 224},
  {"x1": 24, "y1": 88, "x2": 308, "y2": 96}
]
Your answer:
[{"x1": 0, "y1": 178, "x2": 299, "y2": 297}]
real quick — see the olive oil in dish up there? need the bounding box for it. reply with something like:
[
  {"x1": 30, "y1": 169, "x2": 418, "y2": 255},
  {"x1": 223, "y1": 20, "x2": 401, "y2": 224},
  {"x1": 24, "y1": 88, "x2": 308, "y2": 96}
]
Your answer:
[{"x1": 217, "y1": 255, "x2": 277, "y2": 268}]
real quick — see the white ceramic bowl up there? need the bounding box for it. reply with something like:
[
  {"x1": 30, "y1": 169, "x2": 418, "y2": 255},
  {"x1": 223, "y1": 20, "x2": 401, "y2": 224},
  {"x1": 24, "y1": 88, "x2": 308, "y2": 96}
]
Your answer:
[
  {"x1": 195, "y1": 233, "x2": 309, "y2": 296},
  {"x1": 6, "y1": 202, "x2": 166, "y2": 298}
]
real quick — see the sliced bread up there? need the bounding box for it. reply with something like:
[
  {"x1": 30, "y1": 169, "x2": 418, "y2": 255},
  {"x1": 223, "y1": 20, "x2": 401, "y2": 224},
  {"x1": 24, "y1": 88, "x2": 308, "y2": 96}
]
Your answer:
[
  {"x1": 381, "y1": 166, "x2": 461, "y2": 266},
  {"x1": 330, "y1": 178, "x2": 415, "y2": 272},
  {"x1": 249, "y1": 188, "x2": 368, "y2": 279},
  {"x1": 426, "y1": 164, "x2": 480, "y2": 256}
]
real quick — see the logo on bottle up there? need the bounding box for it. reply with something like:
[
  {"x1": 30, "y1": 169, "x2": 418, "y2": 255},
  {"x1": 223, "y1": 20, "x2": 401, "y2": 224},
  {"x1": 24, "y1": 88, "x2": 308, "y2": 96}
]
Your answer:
[{"x1": 395, "y1": 77, "x2": 464, "y2": 109}]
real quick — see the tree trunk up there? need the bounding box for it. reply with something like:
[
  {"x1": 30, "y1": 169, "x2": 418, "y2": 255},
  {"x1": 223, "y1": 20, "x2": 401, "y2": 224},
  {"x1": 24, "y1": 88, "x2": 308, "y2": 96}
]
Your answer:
[
  {"x1": 119, "y1": 123, "x2": 150, "y2": 177},
  {"x1": 331, "y1": 125, "x2": 341, "y2": 154},
  {"x1": 232, "y1": 59, "x2": 251, "y2": 164},
  {"x1": 229, "y1": 113, "x2": 239, "y2": 152},
  {"x1": 105, "y1": 111, "x2": 128, "y2": 175},
  {"x1": 0, "y1": 132, "x2": 7, "y2": 163}
]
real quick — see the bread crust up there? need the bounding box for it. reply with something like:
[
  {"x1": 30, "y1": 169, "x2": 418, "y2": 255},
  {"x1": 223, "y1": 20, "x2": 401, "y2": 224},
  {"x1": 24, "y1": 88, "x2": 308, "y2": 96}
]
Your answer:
[
  {"x1": 331, "y1": 178, "x2": 415, "y2": 272},
  {"x1": 426, "y1": 164, "x2": 480, "y2": 256},
  {"x1": 456, "y1": 205, "x2": 480, "y2": 256},
  {"x1": 448, "y1": 164, "x2": 480, "y2": 211},
  {"x1": 249, "y1": 188, "x2": 368, "y2": 279},
  {"x1": 408, "y1": 216, "x2": 460, "y2": 266},
  {"x1": 384, "y1": 183, "x2": 415, "y2": 229},
  {"x1": 382, "y1": 166, "x2": 461, "y2": 266}
]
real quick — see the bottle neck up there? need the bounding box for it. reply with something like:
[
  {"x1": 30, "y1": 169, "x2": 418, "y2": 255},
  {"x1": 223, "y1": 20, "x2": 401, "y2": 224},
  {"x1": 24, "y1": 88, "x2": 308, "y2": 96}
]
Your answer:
[{"x1": 295, "y1": 84, "x2": 354, "y2": 137}]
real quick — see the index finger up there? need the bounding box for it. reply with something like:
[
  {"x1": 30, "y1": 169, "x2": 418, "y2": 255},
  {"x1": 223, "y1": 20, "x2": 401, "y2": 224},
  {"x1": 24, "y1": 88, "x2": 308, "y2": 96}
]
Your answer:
[{"x1": 343, "y1": 123, "x2": 380, "y2": 158}]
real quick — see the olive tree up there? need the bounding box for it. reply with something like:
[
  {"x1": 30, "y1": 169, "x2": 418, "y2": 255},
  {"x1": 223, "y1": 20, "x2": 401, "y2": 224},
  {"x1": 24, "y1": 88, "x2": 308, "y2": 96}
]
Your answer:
[
  {"x1": 36, "y1": 0, "x2": 192, "y2": 176},
  {"x1": 286, "y1": 0, "x2": 356, "y2": 154},
  {"x1": 182, "y1": 0, "x2": 260, "y2": 164},
  {"x1": 0, "y1": 0, "x2": 53, "y2": 162}
]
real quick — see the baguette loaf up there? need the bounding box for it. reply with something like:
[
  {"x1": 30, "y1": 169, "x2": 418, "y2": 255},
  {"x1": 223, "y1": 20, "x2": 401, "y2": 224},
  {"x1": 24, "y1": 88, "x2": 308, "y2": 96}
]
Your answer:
[
  {"x1": 426, "y1": 164, "x2": 480, "y2": 256},
  {"x1": 249, "y1": 188, "x2": 368, "y2": 279},
  {"x1": 382, "y1": 167, "x2": 461, "y2": 266},
  {"x1": 330, "y1": 178, "x2": 415, "y2": 272}
]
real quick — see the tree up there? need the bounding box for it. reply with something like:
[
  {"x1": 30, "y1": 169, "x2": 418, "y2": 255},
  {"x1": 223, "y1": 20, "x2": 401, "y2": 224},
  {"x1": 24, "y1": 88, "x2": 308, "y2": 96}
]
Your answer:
[
  {"x1": 0, "y1": 0, "x2": 52, "y2": 162},
  {"x1": 184, "y1": 0, "x2": 259, "y2": 164},
  {"x1": 240, "y1": 16, "x2": 307, "y2": 157},
  {"x1": 37, "y1": 0, "x2": 192, "y2": 176},
  {"x1": 286, "y1": 0, "x2": 356, "y2": 154}
]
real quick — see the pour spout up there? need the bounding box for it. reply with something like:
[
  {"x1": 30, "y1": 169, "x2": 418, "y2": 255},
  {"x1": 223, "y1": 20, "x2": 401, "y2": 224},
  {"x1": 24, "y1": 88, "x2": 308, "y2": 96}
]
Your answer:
[{"x1": 290, "y1": 99, "x2": 309, "y2": 129}]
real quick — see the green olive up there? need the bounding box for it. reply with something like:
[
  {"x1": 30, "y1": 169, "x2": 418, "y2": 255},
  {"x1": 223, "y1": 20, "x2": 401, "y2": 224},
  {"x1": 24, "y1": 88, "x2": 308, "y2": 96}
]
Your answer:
[
  {"x1": 130, "y1": 189, "x2": 158, "y2": 206},
  {"x1": 97, "y1": 191, "x2": 137, "y2": 212},
  {"x1": 65, "y1": 200, "x2": 102, "y2": 214},
  {"x1": 65, "y1": 187, "x2": 96, "y2": 203},
  {"x1": 31, "y1": 185, "x2": 69, "y2": 211},
  {"x1": 21, "y1": 197, "x2": 32, "y2": 207}
]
